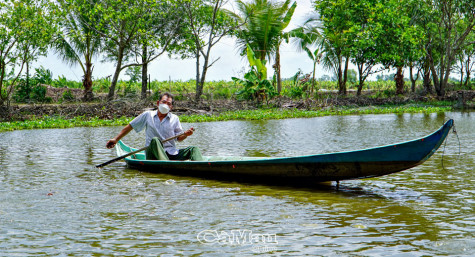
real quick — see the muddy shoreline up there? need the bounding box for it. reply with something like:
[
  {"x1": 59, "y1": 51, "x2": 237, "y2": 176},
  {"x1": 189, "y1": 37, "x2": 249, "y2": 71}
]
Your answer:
[{"x1": 0, "y1": 91, "x2": 472, "y2": 122}]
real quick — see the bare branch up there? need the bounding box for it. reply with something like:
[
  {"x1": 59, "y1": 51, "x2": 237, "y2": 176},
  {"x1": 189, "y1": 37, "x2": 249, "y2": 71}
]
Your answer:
[{"x1": 207, "y1": 56, "x2": 221, "y2": 69}]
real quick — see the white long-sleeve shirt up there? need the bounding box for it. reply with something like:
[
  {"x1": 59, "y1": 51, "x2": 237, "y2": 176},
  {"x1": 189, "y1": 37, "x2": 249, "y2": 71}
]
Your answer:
[{"x1": 129, "y1": 111, "x2": 183, "y2": 155}]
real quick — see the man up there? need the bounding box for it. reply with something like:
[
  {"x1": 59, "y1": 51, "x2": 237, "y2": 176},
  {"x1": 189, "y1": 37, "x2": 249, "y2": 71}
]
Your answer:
[{"x1": 106, "y1": 92, "x2": 203, "y2": 161}]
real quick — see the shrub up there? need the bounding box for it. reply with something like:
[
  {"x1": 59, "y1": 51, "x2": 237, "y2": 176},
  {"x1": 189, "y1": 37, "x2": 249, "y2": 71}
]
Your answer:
[
  {"x1": 30, "y1": 84, "x2": 51, "y2": 103},
  {"x1": 93, "y1": 78, "x2": 111, "y2": 93},
  {"x1": 33, "y1": 66, "x2": 53, "y2": 85},
  {"x1": 62, "y1": 90, "x2": 75, "y2": 101},
  {"x1": 123, "y1": 84, "x2": 137, "y2": 98},
  {"x1": 52, "y1": 75, "x2": 82, "y2": 88},
  {"x1": 13, "y1": 80, "x2": 30, "y2": 102}
]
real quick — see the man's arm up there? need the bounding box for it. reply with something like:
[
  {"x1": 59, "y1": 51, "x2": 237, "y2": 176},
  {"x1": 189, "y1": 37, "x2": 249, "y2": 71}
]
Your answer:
[
  {"x1": 177, "y1": 127, "x2": 194, "y2": 142},
  {"x1": 106, "y1": 124, "x2": 133, "y2": 148}
]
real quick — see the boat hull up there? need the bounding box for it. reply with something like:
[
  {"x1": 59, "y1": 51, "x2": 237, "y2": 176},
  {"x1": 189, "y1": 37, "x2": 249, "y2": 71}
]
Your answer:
[{"x1": 117, "y1": 119, "x2": 453, "y2": 183}]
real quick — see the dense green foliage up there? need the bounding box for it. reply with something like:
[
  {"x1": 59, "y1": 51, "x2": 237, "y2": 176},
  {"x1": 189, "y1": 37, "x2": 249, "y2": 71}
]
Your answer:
[
  {"x1": 426, "y1": 0, "x2": 475, "y2": 96},
  {"x1": 10, "y1": 68, "x2": 471, "y2": 104},
  {"x1": 1, "y1": 0, "x2": 473, "y2": 108},
  {"x1": 0, "y1": 0, "x2": 58, "y2": 106},
  {"x1": 313, "y1": 0, "x2": 426, "y2": 95},
  {"x1": 13, "y1": 66, "x2": 53, "y2": 103},
  {"x1": 8, "y1": 62, "x2": 471, "y2": 105}
]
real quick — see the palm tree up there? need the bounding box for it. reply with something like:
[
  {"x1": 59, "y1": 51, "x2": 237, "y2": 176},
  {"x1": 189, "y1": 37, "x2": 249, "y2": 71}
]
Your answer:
[
  {"x1": 235, "y1": 0, "x2": 296, "y2": 94},
  {"x1": 54, "y1": 8, "x2": 101, "y2": 101},
  {"x1": 288, "y1": 25, "x2": 323, "y2": 94},
  {"x1": 319, "y1": 32, "x2": 350, "y2": 95},
  {"x1": 297, "y1": 16, "x2": 350, "y2": 95}
]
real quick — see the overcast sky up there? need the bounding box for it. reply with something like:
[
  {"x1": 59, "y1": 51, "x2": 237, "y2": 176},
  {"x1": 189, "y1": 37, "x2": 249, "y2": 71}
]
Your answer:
[{"x1": 34, "y1": 0, "x2": 338, "y2": 82}]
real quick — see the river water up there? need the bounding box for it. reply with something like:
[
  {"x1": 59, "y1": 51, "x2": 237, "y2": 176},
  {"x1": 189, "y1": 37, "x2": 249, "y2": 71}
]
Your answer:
[{"x1": 0, "y1": 112, "x2": 473, "y2": 256}]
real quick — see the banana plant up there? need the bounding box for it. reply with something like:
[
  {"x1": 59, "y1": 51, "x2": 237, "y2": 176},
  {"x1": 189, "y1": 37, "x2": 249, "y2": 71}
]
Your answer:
[{"x1": 232, "y1": 45, "x2": 276, "y2": 103}]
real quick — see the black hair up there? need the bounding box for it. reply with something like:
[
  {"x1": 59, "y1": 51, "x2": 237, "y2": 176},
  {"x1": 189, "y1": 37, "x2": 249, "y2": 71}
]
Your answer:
[{"x1": 158, "y1": 92, "x2": 174, "y2": 105}]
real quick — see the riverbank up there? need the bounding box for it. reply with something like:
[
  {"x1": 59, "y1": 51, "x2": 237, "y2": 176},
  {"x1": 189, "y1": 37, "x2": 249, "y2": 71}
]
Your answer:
[{"x1": 0, "y1": 101, "x2": 453, "y2": 132}]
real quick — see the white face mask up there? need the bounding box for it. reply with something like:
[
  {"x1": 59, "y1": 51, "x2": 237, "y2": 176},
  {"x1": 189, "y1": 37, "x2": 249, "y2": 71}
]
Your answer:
[{"x1": 158, "y1": 103, "x2": 170, "y2": 114}]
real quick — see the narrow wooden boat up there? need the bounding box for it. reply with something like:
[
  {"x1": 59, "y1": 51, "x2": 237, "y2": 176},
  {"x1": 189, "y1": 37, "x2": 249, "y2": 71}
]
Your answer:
[{"x1": 116, "y1": 119, "x2": 454, "y2": 183}]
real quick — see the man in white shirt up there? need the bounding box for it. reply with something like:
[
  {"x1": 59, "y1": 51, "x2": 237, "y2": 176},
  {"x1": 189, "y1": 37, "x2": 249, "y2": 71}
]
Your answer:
[{"x1": 106, "y1": 92, "x2": 202, "y2": 161}]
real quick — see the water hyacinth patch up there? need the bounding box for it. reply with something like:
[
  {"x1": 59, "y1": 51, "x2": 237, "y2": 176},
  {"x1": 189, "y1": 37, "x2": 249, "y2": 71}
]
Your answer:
[{"x1": 0, "y1": 116, "x2": 132, "y2": 132}]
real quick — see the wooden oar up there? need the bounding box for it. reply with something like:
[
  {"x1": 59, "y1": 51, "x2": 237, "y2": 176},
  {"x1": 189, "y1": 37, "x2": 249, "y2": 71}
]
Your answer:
[{"x1": 96, "y1": 133, "x2": 185, "y2": 168}]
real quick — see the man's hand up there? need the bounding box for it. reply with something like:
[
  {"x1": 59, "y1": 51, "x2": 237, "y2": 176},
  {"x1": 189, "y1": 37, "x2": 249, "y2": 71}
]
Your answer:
[
  {"x1": 178, "y1": 127, "x2": 195, "y2": 141},
  {"x1": 105, "y1": 124, "x2": 133, "y2": 149},
  {"x1": 184, "y1": 127, "x2": 195, "y2": 137},
  {"x1": 106, "y1": 139, "x2": 118, "y2": 149}
]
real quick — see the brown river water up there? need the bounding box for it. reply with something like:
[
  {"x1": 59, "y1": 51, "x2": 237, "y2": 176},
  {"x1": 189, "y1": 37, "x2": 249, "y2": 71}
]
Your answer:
[{"x1": 0, "y1": 112, "x2": 473, "y2": 256}]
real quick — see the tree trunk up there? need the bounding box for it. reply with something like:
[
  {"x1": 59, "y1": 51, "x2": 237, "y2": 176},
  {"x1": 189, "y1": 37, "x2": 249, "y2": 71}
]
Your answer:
[
  {"x1": 423, "y1": 70, "x2": 432, "y2": 94},
  {"x1": 311, "y1": 61, "x2": 317, "y2": 96},
  {"x1": 0, "y1": 61, "x2": 5, "y2": 105},
  {"x1": 409, "y1": 64, "x2": 417, "y2": 93},
  {"x1": 141, "y1": 44, "x2": 148, "y2": 100},
  {"x1": 197, "y1": 51, "x2": 211, "y2": 102},
  {"x1": 357, "y1": 77, "x2": 364, "y2": 96},
  {"x1": 83, "y1": 60, "x2": 93, "y2": 101},
  {"x1": 423, "y1": 56, "x2": 432, "y2": 94},
  {"x1": 338, "y1": 57, "x2": 349, "y2": 95},
  {"x1": 107, "y1": 44, "x2": 127, "y2": 101},
  {"x1": 275, "y1": 45, "x2": 281, "y2": 95},
  {"x1": 464, "y1": 73, "x2": 471, "y2": 87},
  {"x1": 196, "y1": 80, "x2": 204, "y2": 103},
  {"x1": 337, "y1": 57, "x2": 342, "y2": 94},
  {"x1": 435, "y1": 61, "x2": 451, "y2": 97},
  {"x1": 356, "y1": 62, "x2": 363, "y2": 96},
  {"x1": 196, "y1": 40, "x2": 213, "y2": 102},
  {"x1": 410, "y1": 70, "x2": 416, "y2": 93},
  {"x1": 108, "y1": 69, "x2": 120, "y2": 101},
  {"x1": 197, "y1": 67, "x2": 208, "y2": 103},
  {"x1": 459, "y1": 64, "x2": 464, "y2": 88},
  {"x1": 195, "y1": 48, "x2": 202, "y2": 102},
  {"x1": 395, "y1": 66, "x2": 404, "y2": 95},
  {"x1": 442, "y1": 64, "x2": 451, "y2": 95},
  {"x1": 434, "y1": 43, "x2": 456, "y2": 97},
  {"x1": 430, "y1": 63, "x2": 441, "y2": 96},
  {"x1": 463, "y1": 56, "x2": 471, "y2": 87},
  {"x1": 108, "y1": 50, "x2": 124, "y2": 101},
  {"x1": 26, "y1": 62, "x2": 30, "y2": 101}
]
